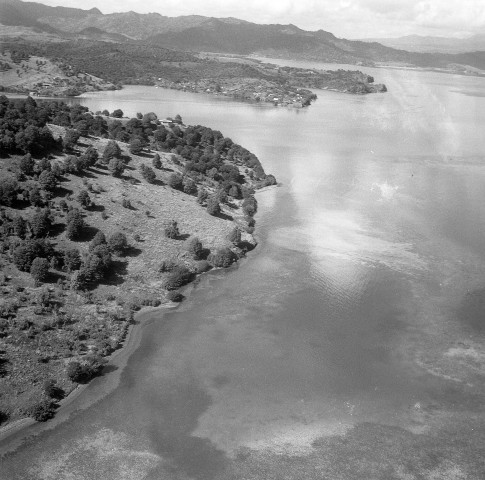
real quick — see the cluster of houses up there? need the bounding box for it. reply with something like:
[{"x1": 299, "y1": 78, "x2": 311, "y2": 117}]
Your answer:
[{"x1": 156, "y1": 78, "x2": 314, "y2": 108}]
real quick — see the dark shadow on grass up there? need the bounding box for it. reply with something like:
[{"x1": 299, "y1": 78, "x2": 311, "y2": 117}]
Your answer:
[
  {"x1": 214, "y1": 211, "x2": 233, "y2": 221},
  {"x1": 125, "y1": 246, "x2": 142, "y2": 257},
  {"x1": 88, "y1": 204, "x2": 105, "y2": 212},
  {"x1": 53, "y1": 186, "x2": 72, "y2": 197},
  {"x1": 199, "y1": 247, "x2": 211, "y2": 260},
  {"x1": 176, "y1": 233, "x2": 190, "y2": 241},
  {"x1": 49, "y1": 222, "x2": 66, "y2": 237},
  {"x1": 103, "y1": 260, "x2": 128, "y2": 285},
  {"x1": 77, "y1": 225, "x2": 99, "y2": 242},
  {"x1": 152, "y1": 179, "x2": 165, "y2": 186}
]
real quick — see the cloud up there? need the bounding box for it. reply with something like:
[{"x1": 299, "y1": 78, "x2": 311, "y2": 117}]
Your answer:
[{"x1": 39, "y1": 0, "x2": 485, "y2": 38}]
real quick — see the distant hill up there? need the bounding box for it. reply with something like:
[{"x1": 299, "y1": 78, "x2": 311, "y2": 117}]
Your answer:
[
  {"x1": 361, "y1": 34, "x2": 485, "y2": 54},
  {"x1": 2, "y1": 0, "x2": 485, "y2": 72}
]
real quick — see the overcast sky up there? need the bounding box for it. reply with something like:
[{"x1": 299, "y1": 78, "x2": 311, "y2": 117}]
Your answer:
[{"x1": 38, "y1": 0, "x2": 485, "y2": 39}]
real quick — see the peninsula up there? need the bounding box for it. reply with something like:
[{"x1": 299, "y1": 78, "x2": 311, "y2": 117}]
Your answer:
[{"x1": 0, "y1": 95, "x2": 275, "y2": 426}]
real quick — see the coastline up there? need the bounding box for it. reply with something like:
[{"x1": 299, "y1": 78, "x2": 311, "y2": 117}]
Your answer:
[
  {"x1": 0, "y1": 179, "x2": 271, "y2": 454},
  {"x1": 0, "y1": 301, "x2": 175, "y2": 452}
]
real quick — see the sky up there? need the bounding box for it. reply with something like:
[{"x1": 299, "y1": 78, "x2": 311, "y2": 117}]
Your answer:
[{"x1": 36, "y1": 0, "x2": 485, "y2": 39}]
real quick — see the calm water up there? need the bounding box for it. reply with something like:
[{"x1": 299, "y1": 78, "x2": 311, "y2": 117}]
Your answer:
[{"x1": 2, "y1": 65, "x2": 485, "y2": 478}]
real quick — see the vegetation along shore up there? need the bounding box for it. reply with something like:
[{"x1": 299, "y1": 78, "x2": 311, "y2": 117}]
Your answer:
[{"x1": 0, "y1": 94, "x2": 276, "y2": 428}]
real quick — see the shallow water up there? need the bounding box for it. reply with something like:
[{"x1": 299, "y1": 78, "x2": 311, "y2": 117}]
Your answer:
[{"x1": 2, "y1": 65, "x2": 485, "y2": 478}]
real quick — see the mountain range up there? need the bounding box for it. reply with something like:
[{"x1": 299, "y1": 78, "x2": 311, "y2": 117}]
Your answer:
[
  {"x1": 361, "y1": 34, "x2": 485, "y2": 54},
  {"x1": 1, "y1": 0, "x2": 485, "y2": 72}
]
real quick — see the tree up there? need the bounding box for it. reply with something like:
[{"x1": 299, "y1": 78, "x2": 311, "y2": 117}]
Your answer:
[
  {"x1": 129, "y1": 138, "x2": 144, "y2": 155},
  {"x1": 184, "y1": 236, "x2": 202, "y2": 259},
  {"x1": 108, "y1": 158, "x2": 124, "y2": 177},
  {"x1": 197, "y1": 188, "x2": 208, "y2": 205},
  {"x1": 13, "y1": 216, "x2": 27, "y2": 238},
  {"x1": 168, "y1": 173, "x2": 183, "y2": 190},
  {"x1": 65, "y1": 208, "x2": 84, "y2": 240},
  {"x1": 31, "y1": 209, "x2": 51, "y2": 238},
  {"x1": 38, "y1": 170, "x2": 57, "y2": 191},
  {"x1": 206, "y1": 196, "x2": 220, "y2": 216},
  {"x1": 107, "y1": 232, "x2": 128, "y2": 255},
  {"x1": 227, "y1": 227, "x2": 241, "y2": 245},
  {"x1": 26, "y1": 399, "x2": 56, "y2": 422},
  {"x1": 164, "y1": 265, "x2": 193, "y2": 290},
  {"x1": 63, "y1": 129, "x2": 80, "y2": 151},
  {"x1": 82, "y1": 146, "x2": 98, "y2": 167},
  {"x1": 136, "y1": 112, "x2": 143, "y2": 119},
  {"x1": 182, "y1": 177, "x2": 197, "y2": 195},
  {"x1": 28, "y1": 186, "x2": 43, "y2": 207},
  {"x1": 13, "y1": 239, "x2": 52, "y2": 272},
  {"x1": 174, "y1": 114, "x2": 183, "y2": 124},
  {"x1": 102, "y1": 140, "x2": 121, "y2": 164},
  {"x1": 30, "y1": 257, "x2": 49, "y2": 283},
  {"x1": 152, "y1": 153, "x2": 161, "y2": 169},
  {"x1": 139, "y1": 164, "x2": 156, "y2": 183},
  {"x1": 164, "y1": 220, "x2": 179, "y2": 239},
  {"x1": 208, "y1": 247, "x2": 236, "y2": 268},
  {"x1": 77, "y1": 190, "x2": 91, "y2": 208},
  {"x1": 111, "y1": 109, "x2": 123, "y2": 118},
  {"x1": 242, "y1": 196, "x2": 258, "y2": 217},
  {"x1": 89, "y1": 231, "x2": 106, "y2": 251},
  {"x1": 63, "y1": 248, "x2": 81, "y2": 271},
  {"x1": 0, "y1": 177, "x2": 18, "y2": 206},
  {"x1": 19, "y1": 153, "x2": 35, "y2": 176}
]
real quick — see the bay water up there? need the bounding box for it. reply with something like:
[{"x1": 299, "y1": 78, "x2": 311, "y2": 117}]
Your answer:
[{"x1": 1, "y1": 64, "x2": 485, "y2": 478}]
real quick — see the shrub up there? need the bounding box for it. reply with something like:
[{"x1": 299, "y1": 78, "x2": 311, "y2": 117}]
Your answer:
[
  {"x1": 121, "y1": 198, "x2": 132, "y2": 209},
  {"x1": 206, "y1": 196, "x2": 220, "y2": 216},
  {"x1": 164, "y1": 220, "x2": 179, "y2": 239},
  {"x1": 184, "y1": 236, "x2": 202, "y2": 259},
  {"x1": 107, "y1": 232, "x2": 128, "y2": 255},
  {"x1": 26, "y1": 399, "x2": 57, "y2": 422},
  {"x1": 208, "y1": 247, "x2": 236, "y2": 268},
  {"x1": 111, "y1": 109, "x2": 123, "y2": 118},
  {"x1": 30, "y1": 257, "x2": 49, "y2": 283},
  {"x1": 152, "y1": 154, "x2": 161, "y2": 169},
  {"x1": 164, "y1": 265, "x2": 193, "y2": 290},
  {"x1": 168, "y1": 173, "x2": 183, "y2": 190},
  {"x1": 182, "y1": 177, "x2": 197, "y2": 195}
]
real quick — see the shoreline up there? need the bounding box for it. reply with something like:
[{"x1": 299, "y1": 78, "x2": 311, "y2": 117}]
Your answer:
[
  {"x1": 0, "y1": 182, "x2": 270, "y2": 453},
  {"x1": 0, "y1": 302, "x2": 176, "y2": 452}
]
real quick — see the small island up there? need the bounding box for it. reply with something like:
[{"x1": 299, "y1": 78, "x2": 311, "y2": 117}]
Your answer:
[{"x1": 0, "y1": 95, "x2": 276, "y2": 427}]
